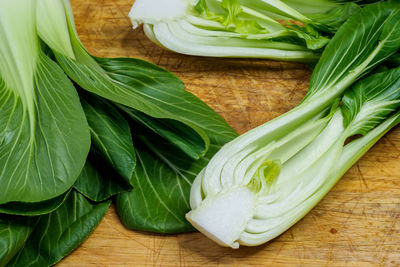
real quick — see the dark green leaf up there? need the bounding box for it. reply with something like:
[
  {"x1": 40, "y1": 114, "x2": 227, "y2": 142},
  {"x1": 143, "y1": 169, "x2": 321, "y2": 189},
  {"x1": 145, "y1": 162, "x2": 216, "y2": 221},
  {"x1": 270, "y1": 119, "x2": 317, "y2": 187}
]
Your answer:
[
  {"x1": 55, "y1": 53, "x2": 213, "y2": 152},
  {"x1": 8, "y1": 191, "x2": 110, "y2": 267},
  {"x1": 80, "y1": 92, "x2": 135, "y2": 183},
  {"x1": 384, "y1": 51, "x2": 400, "y2": 68},
  {"x1": 0, "y1": 191, "x2": 70, "y2": 216},
  {"x1": 115, "y1": 137, "x2": 224, "y2": 233},
  {"x1": 115, "y1": 108, "x2": 237, "y2": 233},
  {"x1": 342, "y1": 67, "x2": 400, "y2": 134},
  {"x1": 74, "y1": 159, "x2": 131, "y2": 202},
  {"x1": 94, "y1": 57, "x2": 237, "y2": 144},
  {"x1": 0, "y1": 215, "x2": 35, "y2": 267},
  {"x1": 55, "y1": 51, "x2": 237, "y2": 155},
  {"x1": 309, "y1": 3, "x2": 361, "y2": 33},
  {"x1": 118, "y1": 106, "x2": 205, "y2": 160},
  {"x1": 0, "y1": 53, "x2": 90, "y2": 204},
  {"x1": 305, "y1": 3, "x2": 400, "y2": 100}
]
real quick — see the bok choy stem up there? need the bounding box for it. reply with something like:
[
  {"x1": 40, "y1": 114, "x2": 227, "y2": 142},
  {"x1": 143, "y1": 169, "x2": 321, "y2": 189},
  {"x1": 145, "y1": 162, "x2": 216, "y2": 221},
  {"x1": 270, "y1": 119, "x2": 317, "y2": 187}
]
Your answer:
[{"x1": 186, "y1": 2, "x2": 400, "y2": 248}]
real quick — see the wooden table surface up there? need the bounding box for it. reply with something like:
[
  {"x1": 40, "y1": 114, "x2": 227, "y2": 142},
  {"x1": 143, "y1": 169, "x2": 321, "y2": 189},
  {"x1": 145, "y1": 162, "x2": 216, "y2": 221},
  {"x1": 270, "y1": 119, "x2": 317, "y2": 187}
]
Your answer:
[{"x1": 60, "y1": 1, "x2": 400, "y2": 266}]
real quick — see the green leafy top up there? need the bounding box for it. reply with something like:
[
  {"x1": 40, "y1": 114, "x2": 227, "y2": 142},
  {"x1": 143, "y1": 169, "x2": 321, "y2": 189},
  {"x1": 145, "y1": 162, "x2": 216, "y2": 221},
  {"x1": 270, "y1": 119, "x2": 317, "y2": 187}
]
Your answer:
[
  {"x1": 305, "y1": 3, "x2": 400, "y2": 101},
  {"x1": 308, "y1": 3, "x2": 361, "y2": 33},
  {"x1": 342, "y1": 67, "x2": 400, "y2": 135}
]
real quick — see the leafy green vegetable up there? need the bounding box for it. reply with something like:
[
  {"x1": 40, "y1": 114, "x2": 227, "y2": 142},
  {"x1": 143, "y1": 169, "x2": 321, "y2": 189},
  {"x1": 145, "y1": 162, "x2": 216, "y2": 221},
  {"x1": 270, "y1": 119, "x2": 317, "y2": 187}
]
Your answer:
[
  {"x1": 55, "y1": 53, "x2": 228, "y2": 158},
  {"x1": 286, "y1": 23, "x2": 329, "y2": 49},
  {"x1": 73, "y1": 92, "x2": 136, "y2": 202},
  {"x1": 115, "y1": 125, "x2": 234, "y2": 233},
  {"x1": 305, "y1": 2, "x2": 400, "y2": 100},
  {"x1": 74, "y1": 159, "x2": 131, "y2": 202},
  {"x1": 114, "y1": 82, "x2": 237, "y2": 233},
  {"x1": 8, "y1": 191, "x2": 110, "y2": 267},
  {"x1": 385, "y1": 51, "x2": 400, "y2": 68},
  {"x1": 0, "y1": 0, "x2": 90, "y2": 204},
  {"x1": 129, "y1": 0, "x2": 363, "y2": 61},
  {"x1": 188, "y1": 67, "x2": 400, "y2": 249},
  {"x1": 118, "y1": 106, "x2": 208, "y2": 160},
  {"x1": 0, "y1": 0, "x2": 240, "y2": 264},
  {"x1": 308, "y1": 3, "x2": 361, "y2": 33},
  {"x1": 37, "y1": 0, "x2": 228, "y2": 160},
  {"x1": 80, "y1": 92, "x2": 136, "y2": 183},
  {"x1": 0, "y1": 216, "x2": 36, "y2": 267},
  {"x1": 342, "y1": 67, "x2": 400, "y2": 132},
  {"x1": 0, "y1": 192, "x2": 70, "y2": 216},
  {"x1": 116, "y1": 145, "x2": 198, "y2": 233},
  {"x1": 186, "y1": 3, "x2": 400, "y2": 248},
  {"x1": 34, "y1": 0, "x2": 237, "y2": 235}
]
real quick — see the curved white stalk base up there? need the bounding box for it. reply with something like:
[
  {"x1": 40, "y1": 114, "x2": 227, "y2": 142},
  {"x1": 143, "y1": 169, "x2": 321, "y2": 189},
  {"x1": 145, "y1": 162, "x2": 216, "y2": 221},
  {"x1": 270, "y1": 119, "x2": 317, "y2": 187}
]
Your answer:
[{"x1": 186, "y1": 187, "x2": 256, "y2": 249}]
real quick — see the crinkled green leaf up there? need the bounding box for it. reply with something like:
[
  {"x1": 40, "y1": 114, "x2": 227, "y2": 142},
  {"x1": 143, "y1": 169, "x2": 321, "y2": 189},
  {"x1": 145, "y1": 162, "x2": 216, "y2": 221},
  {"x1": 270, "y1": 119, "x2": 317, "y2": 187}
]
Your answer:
[
  {"x1": 194, "y1": 0, "x2": 225, "y2": 22},
  {"x1": 233, "y1": 19, "x2": 269, "y2": 35},
  {"x1": 0, "y1": 215, "x2": 36, "y2": 267},
  {"x1": 8, "y1": 191, "x2": 110, "y2": 267},
  {"x1": 194, "y1": 0, "x2": 268, "y2": 34},
  {"x1": 221, "y1": 0, "x2": 242, "y2": 24}
]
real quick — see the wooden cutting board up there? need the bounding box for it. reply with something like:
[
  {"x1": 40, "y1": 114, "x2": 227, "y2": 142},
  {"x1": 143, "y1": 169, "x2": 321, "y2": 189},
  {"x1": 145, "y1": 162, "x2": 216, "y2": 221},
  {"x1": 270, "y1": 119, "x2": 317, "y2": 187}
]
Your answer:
[{"x1": 60, "y1": 1, "x2": 400, "y2": 266}]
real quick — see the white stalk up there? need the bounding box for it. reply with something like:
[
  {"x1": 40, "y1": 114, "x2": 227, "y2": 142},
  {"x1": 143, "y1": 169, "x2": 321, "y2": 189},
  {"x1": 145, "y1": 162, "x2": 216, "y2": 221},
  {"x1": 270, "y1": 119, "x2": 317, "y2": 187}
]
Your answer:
[
  {"x1": 0, "y1": 0, "x2": 38, "y2": 134},
  {"x1": 129, "y1": 0, "x2": 191, "y2": 29},
  {"x1": 36, "y1": 0, "x2": 75, "y2": 59},
  {"x1": 186, "y1": 186, "x2": 256, "y2": 248},
  {"x1": 152, "y1": 22, "x2": 318, "y2": 61}
]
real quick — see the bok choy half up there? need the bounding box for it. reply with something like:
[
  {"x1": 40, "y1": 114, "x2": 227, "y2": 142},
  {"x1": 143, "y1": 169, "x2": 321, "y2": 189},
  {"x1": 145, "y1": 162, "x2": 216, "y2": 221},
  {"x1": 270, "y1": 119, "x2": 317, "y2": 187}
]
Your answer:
[
  {"x1": 186, "y1": 2, "x2": 400, "y2": 248},
  {"x1": 129, "y1": 0, "x2": 364, "y2": 62}
]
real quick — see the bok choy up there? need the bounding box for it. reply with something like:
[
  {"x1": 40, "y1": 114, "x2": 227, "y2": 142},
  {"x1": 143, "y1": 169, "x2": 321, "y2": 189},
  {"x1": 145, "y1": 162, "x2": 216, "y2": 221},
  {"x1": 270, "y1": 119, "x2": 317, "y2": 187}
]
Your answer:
[
  {"x1": 0, "y1": 0, "x2": 90, "y2": 205},
  {"x1": 129, "y1": 0, "x2": 363, "y2": 61},
  {"x1": 35, "y1": 0, "x2": 237, "y2": 234},
  {"x1": 186, "y1": 2, "x2": 400, "y2": 248}
]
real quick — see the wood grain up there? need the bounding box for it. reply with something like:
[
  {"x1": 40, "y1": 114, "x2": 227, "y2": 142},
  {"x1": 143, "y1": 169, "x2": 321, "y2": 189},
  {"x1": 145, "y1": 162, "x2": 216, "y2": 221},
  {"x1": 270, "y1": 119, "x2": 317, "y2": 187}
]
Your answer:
[{"x1": 60, "y1": 1, "x2": 400, "y2": 266}]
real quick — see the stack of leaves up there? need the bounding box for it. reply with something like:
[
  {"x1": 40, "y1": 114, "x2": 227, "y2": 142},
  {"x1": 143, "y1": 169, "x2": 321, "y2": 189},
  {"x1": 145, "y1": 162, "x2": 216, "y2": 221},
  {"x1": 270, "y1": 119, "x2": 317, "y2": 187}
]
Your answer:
[{"x1": 0, "y1": 0, "x2": 236, "y2": 266}]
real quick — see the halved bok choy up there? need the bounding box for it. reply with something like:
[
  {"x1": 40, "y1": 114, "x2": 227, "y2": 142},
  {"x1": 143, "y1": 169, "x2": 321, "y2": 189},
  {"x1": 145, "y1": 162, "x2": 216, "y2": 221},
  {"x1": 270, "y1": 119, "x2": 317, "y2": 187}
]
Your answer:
[
  {"x1": 186, "y1": 2, "x2": 400, "y2": 248},
  {"x1": 129, "y1": 0, "x2": 363, "y2": 61}
]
